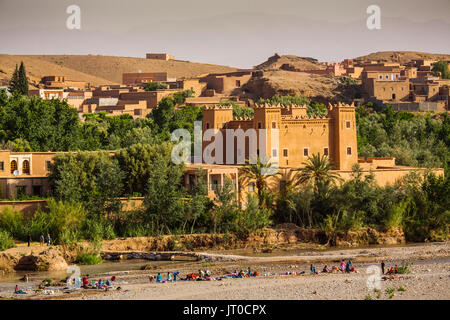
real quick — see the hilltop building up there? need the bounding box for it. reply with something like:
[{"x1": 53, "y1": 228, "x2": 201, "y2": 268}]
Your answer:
[
  {"x1": 146, "y1": 53, "x2": 174, "y2": 61},
  {"x1": 360, "y1": 60, "x2": 450, "y2": 111}
]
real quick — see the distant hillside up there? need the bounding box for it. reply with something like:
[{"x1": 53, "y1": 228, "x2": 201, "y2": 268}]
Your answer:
[
  {"x1": 254, "y1": 54, "x2": 323, "y2": 71},
  {"x1": 23, "y1": 55, "x2": 237, "y2": 84},
  {"x1": 0, "y1": 54, "x2": 116, "y2": 87},
  {"x1": 0, "y1": 54, "x2": 238, "y2": 87},
  {"x1": 354, "y1": 51, "x2": 450, "y2": 64}
]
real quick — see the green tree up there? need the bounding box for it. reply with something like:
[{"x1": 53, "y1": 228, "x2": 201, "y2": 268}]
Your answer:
[
  {"x1": 296, "y1": 153, "x2": 343, "y2": 193},
  {"x1": 432, "y1": 61, "x2": 450, "y2": 79},
  {"x1": 239, "y1": 156, "x2": 280, "y2": 205},
  {"x1": 18, "y1": 61, "x2": 29, "y2": 95},
  {"x1": 8, "y1": 64, "x2": 19, "y2": 94},
  {"x1": 184, "y1": 168, "x2": 213, "y2": 233},
  {"x1": 211, "y1": 177, "x2": 239, "y2": 233},
  {"x1": 48, "y1": 151, "x2": 124, "y2": 216},
  {"x1": 115, "y1": 142, "x2": 173, "y2": 195},
  {"x1": 143, "y1": 156, "x2": 186, "y2": 234}
]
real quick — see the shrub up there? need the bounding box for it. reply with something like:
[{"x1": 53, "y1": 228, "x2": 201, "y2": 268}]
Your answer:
[
  {"x1": 234, "y1": 195, "x2": 272, "y2": 238},
  {"x1": 32, "y1": 199, "x2": 87, "y2": 244},
  {"x1": 76, "y1": 253, "x2": 102, "y2": 265},
  {"x1": 82, "y1": 218, "x2": 116, "y2": 242},
  {"x1": 396, "y1": 262, "x2": 411, "y2": 274},
  {"x1": 0, "y1": 230, "x2": 15, "y2": 251},
  {"x1": 0, "y1": 208, "x2": 28, "y2": 240}
]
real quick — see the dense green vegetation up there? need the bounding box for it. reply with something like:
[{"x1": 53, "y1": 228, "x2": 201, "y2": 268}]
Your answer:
[
  {"x1": 274, "y1": 158, "x2": 449, "y2": 242},
  {"x1": 0, "y1": 230, "x2": 15, "y2": 251},
  {"x1": 356, "y1": 103, "x2": 449, "y2": 171},
  {"x1": 257, "y1": 94, "x2": 328, "y2": 117},
  {"x1": 0, "y1": 88, "x2": 198, "y2": 152},
  {"x1": 432, "y1": 61, "x2": 450, "y2": 79},
  {"x1": 218, "y1": 101, "x2": 255, "y2": 119},
  {"x1": 0, "y1": 87, "x2": 448, "y2": 245},
  {"x1": 144, "y1": 82, "x2": 168, "y2": 91}
]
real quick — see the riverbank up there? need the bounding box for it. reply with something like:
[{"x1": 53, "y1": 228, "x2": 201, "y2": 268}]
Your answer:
[
  {"x1": 0, "y1": 224, "x2": 409, "y2": 274},
  {"x1": 0, "y1": 241, "x2": 448, "y2": 300}
]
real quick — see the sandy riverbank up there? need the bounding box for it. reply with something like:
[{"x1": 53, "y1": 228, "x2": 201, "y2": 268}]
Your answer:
[
  {"x1": 74, "y1": 261, "x2": 450, "y2": 300},
  {"x1": 0, "y1": 241, "x2": 448, "y2": 300}
]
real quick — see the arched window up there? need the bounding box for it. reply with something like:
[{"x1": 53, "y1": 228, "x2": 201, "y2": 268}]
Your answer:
[
  {"x1": 10, "y1": 160, "x2": 17, "y2": 174},
  {"x1": 22, "y1": 160, "x2": 30, "y2": 174}
]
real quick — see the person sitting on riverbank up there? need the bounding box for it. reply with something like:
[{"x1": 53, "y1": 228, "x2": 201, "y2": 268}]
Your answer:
[
  {"x1": 15, "y1": 285, "x2": 27, "y2": 294},
  {"x1": 156, "y1": 273, "x2": 162, "y2": 283},
  {"x1": 173, "y1": 271, "x2": 180, "y2": 281},
  {"x1": 340, "y1": 260, "x2": 346, "y2": 272},
  {"x1": 167, "y1": 272, "x2": 173, "y2": 282},
  {"x1": 345, "y1": 260, "x2": 353, "y2": 273},
  {"x1": 310, "y1": 264, "x2": 317, "y2": 275},
  {"x1": 394, "y1": 265, "x2": 398, "y2": 274},
  {"x1": 82, "y1": 276, "x2": 88, "y2": 288},
  {"x1": 322, "y1": 265, "x2": 330, "y2": 273}
]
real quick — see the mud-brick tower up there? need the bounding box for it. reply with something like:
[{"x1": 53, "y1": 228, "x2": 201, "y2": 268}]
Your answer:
[
  {"x1": 328, "y1": 102, "x2": 358, "y2": 170},
  {"x1": 202, "y1": 105, "x2": 233, "y2": 164},
  {"x1": 253, "y1": 103, "x2": 283, "y2": 160}
]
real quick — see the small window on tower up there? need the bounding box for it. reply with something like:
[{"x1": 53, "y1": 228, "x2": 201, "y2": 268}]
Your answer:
[
  {"x1": 283, "y1": 149, "x2": 288, "y2": 157},
  {"x1": 272, "y1": 121, "x2": 277, "y2": 129},
  {"x1": 347, "y1": 147, "x2": 352, "y2": 155},
  {"x1": 323, "y1": 147, "x2": 329, "y2": 156},
  {"x1": 303, "y1": 148, "x2": 309, "y2": 157},
  {"x1": 257, "y1": 122, "x2": 262, "y2": 129},
  {"x1": 346, "y1": 121, "x2": 351, "y2": 129},
  {"x1": 206, "y1": 122, "x2": 210, "y2": 129}
]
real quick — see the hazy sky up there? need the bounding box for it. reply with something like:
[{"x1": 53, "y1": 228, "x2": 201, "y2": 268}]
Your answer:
[{"x1": 0, "y1": 0, "x2": 449, "y2": 68}]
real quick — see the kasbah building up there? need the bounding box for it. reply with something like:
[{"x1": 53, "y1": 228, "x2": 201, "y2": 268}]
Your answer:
[{"x1": 0, "y1": 102, "x2": 444, "y2": 210}]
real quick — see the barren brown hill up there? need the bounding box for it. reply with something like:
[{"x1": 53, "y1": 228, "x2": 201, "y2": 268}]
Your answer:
[
  {"x1": 20, "y1": 55, "x2": 238, "y2": 84},
  {"x1": 243, "y1": 70, "x2": 359, "y2": 103},
  {"x1": 0, "y1": 54, "x2": 116, "y2": 87},
  {"x1": 254, "y1": 53, "x2": 323, "y2": 71},
  {"x1": 354, "y1": 51, "x2": 450, "y2": 64}
]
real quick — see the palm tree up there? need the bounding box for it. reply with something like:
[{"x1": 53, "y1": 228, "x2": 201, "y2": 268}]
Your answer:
[
  {"x1": 296, "y1": 153, "x2": 343, "y2": 192},
  {"x1": 239, "y1": 156, "x2": 280, "y2": 204}
]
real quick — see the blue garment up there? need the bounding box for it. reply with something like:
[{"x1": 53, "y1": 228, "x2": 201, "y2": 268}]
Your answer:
[{"x1": 156, "y1": 274, "x2": 162, "y2": 282}]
